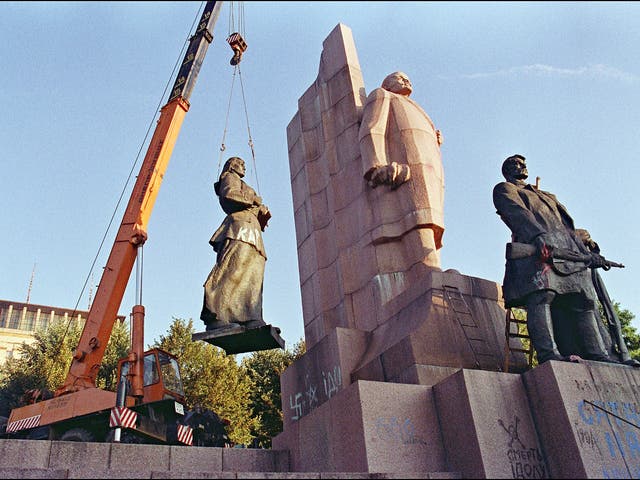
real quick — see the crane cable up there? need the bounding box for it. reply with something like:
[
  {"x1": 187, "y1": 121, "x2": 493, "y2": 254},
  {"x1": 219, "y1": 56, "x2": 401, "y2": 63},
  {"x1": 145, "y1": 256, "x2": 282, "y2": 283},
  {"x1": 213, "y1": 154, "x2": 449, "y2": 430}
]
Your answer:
[
  {"x1": 215, "y1": 64, "x2": 259, "y2": 194},
  {"x1": 238, "y1": 66, "x2": 260, "y2": 194},
  {"x1": 227, "y1": 1, "x2": 245, "y2": 38},
  {"x1": 216, "y1": 1, "x2": 260, "y2": 194}
]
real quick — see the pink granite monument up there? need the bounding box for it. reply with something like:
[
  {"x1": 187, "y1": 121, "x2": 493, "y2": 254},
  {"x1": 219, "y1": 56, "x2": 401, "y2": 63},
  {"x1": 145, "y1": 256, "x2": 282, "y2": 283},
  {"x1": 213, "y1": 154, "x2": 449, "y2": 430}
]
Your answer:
[
  {"x1": 273, "y1": 22, "x2": 526, "y2": 474},
  {"x1": 273, "y1": 23, "x2": 638, "y2": 478}
]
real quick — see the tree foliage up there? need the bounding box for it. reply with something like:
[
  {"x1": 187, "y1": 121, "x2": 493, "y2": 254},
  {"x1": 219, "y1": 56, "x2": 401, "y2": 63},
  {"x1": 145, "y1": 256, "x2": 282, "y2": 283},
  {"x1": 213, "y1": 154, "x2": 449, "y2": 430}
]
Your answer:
[
  {"x1": 613, "y1": 301, "x2": 640, "y2": 359},
  {"x1": 151, "y1": 317, "x2": 259, "y2": 445},
  {"x1": 240, "y1": 338, "x2": 306, "y2": 447},
  {"x1": 0, "y1": 318, "x2": 129, "y2": 417}
]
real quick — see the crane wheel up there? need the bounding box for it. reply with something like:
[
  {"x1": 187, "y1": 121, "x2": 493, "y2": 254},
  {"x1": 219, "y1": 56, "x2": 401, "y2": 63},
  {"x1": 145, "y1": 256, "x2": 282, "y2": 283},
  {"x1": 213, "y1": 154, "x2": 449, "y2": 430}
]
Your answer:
[{"x1": 60, "y1": 427, "x2": 95, "y2": 442}]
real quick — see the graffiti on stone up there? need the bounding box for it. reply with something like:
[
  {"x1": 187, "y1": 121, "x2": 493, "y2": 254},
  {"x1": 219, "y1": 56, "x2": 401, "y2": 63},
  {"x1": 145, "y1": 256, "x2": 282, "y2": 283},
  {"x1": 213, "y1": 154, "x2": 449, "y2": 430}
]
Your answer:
[
  {"x1": 577, "y1": 398, "x2": 640, "y2": 478},
  {"x1": 305, "y1": 381, "x2": 319, "y2": 411},
  {"x1": 289, "y1": 392, "x2": 304, "y2": 421},
  {"x1": 288, "y1": 365, "x2": 343, "y2": 421},
  {"x1": 498, "y1": 415, "x2": 547, "y2": 479},
  {"x1": 499, "y1": 416, "x2": 525, "y2": 449},
  {"x1": 323, "y1": 366, "x2": 342, "y2": 399},
  {"x1": 374, "y1": 416, "x2": 427, "y2": 446}
]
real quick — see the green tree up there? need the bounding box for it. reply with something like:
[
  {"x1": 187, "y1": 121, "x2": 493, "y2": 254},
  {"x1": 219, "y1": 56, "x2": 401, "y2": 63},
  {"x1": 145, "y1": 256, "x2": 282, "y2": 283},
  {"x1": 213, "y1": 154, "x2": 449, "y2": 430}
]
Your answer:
[
  {"x1": 241, "y1": 338, "x2": 306, "y2": 447},
  {"x1": 152, "y1": 317, "x2": 259, "y2": 445},
  {"x1": 610, "y1": 301, "x2": 640, "y2": 360},
  {"x1": 0, "y1": 318, "x2": 130, "y2": 416}
]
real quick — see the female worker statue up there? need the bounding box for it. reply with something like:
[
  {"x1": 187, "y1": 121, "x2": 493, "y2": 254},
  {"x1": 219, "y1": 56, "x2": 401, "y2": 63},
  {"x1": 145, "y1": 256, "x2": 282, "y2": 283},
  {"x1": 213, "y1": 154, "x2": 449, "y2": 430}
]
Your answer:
[{"x1": 200, "y1": 156, "x2": 271, "y2": 331}]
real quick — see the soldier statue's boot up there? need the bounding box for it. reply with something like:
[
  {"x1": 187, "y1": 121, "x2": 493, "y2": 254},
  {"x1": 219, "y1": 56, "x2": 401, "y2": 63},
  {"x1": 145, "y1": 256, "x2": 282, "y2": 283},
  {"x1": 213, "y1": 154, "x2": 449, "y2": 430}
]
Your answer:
[{"x1": 576, "y1": 310, "x2": 620, "y2": 364}]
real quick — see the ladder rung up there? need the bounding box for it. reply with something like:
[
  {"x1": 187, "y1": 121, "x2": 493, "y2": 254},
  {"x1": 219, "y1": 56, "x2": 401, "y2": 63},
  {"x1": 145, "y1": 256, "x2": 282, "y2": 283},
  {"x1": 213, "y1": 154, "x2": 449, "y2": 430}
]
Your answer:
[{"x1": 508, "y1": 333, "x2": 530, "y2": 339}]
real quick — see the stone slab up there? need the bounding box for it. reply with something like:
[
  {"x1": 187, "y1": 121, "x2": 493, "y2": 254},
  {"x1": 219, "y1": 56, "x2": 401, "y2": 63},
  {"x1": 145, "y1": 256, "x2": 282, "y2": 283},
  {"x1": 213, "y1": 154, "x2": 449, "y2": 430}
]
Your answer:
[
  {"x1": 168, "y1": 445, "x2": 222, "y2": 472},
  {"x1": 192, "y1": 325, "x2": 285, "y2": 354},
  {"x1": 109, "y1": 442, "x2": 170, "y2": 471},
  {"x1": 50, "y1": 440, "x2": 110, "y2": 471},
  {"x1": 239, "y1": 474, "x2": 321, "y2": 479},
  {"x1": 280, "y1": 327, "x2": 369, "y2": 427},
  {"x1": 523, "y1": 359, "x2": 640, "y2": 479},
  {"x1": 222, "y1": 448, "x2": 288, "y2": 472},
  {"x1": 433, "y1": 369, "x2": 547, "y2": 479},
  {"x1": 389, "y1": 364, "x2": 460, "y2": 386},
  {"x1": 0, "y1": 468, "x2": 68, "y2": 479},
  {"x1": 0, "y1": 439, "x2": 51, "y2": 468},
  {"x1": 68, "y1": 469, "x2": 151, "y2": 479},
  {"x1": 275, "y1": 380, "x2": 446, "y2": 473},
  {"x1": 351, "y1": 270, "x2": 527, "y2": 384},
  {"x1": 151, "y1": 472, "x2": 235, "y2": 479}
]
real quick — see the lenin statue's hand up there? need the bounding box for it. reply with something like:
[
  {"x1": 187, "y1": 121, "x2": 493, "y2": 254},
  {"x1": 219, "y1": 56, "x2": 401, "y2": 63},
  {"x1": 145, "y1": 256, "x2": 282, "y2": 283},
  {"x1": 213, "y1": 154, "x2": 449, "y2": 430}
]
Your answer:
[{"x1": 365, "y1": 163, "x2": 411, "y2": 189}]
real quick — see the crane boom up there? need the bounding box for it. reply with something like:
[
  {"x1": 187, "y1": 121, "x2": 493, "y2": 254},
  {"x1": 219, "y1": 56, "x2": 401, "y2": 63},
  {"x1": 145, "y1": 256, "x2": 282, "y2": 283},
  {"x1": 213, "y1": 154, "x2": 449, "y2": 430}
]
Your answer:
[{"x1": 57, "y1": 1, "x2": 223, "y2": 395}]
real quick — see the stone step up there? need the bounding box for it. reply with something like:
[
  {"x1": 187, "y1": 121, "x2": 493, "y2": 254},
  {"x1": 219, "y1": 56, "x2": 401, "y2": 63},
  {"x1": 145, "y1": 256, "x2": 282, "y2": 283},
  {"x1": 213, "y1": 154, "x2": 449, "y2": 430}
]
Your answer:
[
  {"x1": 0, "y1": 439, "x2": 460, "y2": 479},
  {"x1": 0, "y1": 469, "x2": 460, "y2": 479}
]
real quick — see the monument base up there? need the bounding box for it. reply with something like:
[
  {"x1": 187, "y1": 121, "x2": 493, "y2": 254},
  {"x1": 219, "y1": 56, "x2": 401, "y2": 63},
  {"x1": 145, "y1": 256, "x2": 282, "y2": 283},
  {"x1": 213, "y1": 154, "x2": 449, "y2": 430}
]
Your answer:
[
  {"x1": 275, "y1": 360, "x2": 640, "y2": 477},
  {"x1": 192, "y1": 324, "x2": 285, "y2": 354}
]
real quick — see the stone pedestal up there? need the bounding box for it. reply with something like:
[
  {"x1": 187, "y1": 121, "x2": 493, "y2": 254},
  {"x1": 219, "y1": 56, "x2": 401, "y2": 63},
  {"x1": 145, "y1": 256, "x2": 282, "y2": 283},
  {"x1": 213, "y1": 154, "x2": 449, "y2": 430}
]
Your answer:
[
  {"x1": 434, "y1": 369, "x2": 548, "y2": 479},
  {"x1": 273, "y1": 380, "x2": 447, "y2": 474},
  {"x1": 351, "y1": 268, "x2": 524, "y2": 385},
  {"x1": 524, "y1": 360, "x2": 640, "y2": 478}
]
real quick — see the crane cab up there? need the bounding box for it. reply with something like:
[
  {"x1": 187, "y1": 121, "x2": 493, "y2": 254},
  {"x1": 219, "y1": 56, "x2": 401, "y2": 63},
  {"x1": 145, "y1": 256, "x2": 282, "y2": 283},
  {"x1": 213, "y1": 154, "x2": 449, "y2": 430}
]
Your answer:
[{"x1": 117, "y1": 348, "x2": 185, "y2": 406}]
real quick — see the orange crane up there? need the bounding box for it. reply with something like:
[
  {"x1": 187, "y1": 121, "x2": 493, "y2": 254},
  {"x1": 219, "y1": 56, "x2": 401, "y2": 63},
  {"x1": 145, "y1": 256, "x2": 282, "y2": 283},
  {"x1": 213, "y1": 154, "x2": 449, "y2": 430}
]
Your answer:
[{"x1": 4, "y1": 1, "x2": 228, "y2": 445}]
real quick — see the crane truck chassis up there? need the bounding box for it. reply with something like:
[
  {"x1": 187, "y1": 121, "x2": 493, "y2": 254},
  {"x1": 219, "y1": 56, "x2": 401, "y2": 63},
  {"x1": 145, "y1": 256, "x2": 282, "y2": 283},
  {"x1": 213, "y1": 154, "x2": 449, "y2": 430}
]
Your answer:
[{"x1": 1, "y1": 1, "x2": 231, "y2": 447}]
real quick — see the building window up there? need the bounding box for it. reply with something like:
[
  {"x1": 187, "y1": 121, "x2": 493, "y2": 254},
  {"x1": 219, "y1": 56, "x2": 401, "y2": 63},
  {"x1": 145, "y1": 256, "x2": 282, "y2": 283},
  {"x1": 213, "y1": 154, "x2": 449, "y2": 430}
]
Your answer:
[
  {"x1": 35, "y1": 311, "x2": 49, "y2": 331},
  {"x1": 8, "y1": 309, "x2": 21, "y2": 329},
  {"x1": 21, "y1": 310, "x2": 37, "y2": 331},
  {"x1": 0, "y1": 307, "x2": 7, "y2": 328}
]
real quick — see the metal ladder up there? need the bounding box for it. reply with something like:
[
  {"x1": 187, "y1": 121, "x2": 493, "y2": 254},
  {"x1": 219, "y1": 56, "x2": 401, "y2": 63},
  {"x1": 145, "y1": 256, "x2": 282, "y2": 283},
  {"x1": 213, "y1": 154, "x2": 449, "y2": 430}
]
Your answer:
[
  {"x1": 442, "y1": 285, "x2": 499, "y2": 370},
  {"x1": 503, "y1": 308, "x2": 535, "y2": 372}
]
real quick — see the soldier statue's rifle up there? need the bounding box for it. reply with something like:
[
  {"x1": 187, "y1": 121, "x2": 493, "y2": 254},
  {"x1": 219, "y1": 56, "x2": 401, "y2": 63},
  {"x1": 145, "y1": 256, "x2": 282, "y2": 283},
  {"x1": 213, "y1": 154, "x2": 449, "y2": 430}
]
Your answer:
[{"x1": 506, "y1": 242, "x2": 625, "y2": 270}]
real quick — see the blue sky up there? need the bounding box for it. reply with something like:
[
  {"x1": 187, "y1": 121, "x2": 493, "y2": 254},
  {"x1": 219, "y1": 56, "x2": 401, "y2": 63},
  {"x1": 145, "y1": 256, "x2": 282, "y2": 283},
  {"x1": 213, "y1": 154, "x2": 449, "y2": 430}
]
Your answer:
[{"x1": 2, "y1": 2, "x2": 639, "y2": 352}]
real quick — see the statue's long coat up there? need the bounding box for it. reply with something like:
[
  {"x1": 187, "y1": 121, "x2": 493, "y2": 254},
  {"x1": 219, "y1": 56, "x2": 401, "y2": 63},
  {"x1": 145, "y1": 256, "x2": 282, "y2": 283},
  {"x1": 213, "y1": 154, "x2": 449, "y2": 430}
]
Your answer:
[
  {"x1": 358, "y1": 87, "x2": 444, "y2": 249},
  {"x1": 201, "y1": 171, "x2": 266, "y2": 325}
]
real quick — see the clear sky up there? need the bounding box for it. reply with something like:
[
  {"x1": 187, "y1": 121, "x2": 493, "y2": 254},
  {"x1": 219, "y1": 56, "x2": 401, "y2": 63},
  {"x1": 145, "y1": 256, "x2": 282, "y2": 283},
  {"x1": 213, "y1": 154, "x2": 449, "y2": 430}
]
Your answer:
[{"x1": 2, "y1": 2, "x2": 639, "y2": 353}]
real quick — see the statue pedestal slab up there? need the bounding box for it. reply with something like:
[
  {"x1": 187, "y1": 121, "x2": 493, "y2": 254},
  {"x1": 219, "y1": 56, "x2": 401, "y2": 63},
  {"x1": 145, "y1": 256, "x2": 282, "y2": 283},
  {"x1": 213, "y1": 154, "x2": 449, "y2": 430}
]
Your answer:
[
  {"x1": 192, "y1": 324, "x2": 285, "y2": 354},
  {"x1": 523, "y1": 359, "x2": 640, "y2": 479},
  {"x1": 351, "y1": 269, "x2": 528, "y2": 384},
  {"x1": 277, "y1": 359, "x2": 640, "y2": 476},
  {"x1": 273, "y1": 379, "x2": 448, "y2": 474}
]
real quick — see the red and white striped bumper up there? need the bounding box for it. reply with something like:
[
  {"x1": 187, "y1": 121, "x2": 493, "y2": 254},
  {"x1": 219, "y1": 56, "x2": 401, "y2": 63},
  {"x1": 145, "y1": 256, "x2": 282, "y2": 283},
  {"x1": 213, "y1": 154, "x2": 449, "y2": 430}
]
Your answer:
[
  {"x1": 109, "y1": 406, "x2": 138, "y2": 429},
  {"x1": 6, "y1": 414, "x2": 41, "y2": 433},
  {"x1": 177, "y1": 424, "x2": 193, "y2": 446}
]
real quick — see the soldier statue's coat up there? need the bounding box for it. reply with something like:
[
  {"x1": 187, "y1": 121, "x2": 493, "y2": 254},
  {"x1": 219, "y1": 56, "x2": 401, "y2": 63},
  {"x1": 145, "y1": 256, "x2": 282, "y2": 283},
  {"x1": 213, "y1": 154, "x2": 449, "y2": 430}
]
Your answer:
[{"x1": 492, "y1": 180, "x2": 595, "y2": 307}]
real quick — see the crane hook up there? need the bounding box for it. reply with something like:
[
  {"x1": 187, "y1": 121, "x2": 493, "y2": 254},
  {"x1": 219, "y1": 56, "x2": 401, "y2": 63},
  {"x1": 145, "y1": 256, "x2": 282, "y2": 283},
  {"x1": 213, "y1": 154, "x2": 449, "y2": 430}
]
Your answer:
[{"x1": 226, "y1": 32, "x2": 247, "y2": 66}]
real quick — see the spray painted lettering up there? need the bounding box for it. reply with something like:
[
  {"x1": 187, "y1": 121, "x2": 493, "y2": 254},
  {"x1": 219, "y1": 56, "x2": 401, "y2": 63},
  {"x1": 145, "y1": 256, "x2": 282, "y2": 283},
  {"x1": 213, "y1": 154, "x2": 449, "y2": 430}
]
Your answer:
[
  {"x1": 498, "y1": 415, "x2": 547, "y2": 479},
  {"x1": 288, "y1": 365, "x2": 343, "y2": 421},
  {"x1": 577, "y1": 398, "x2": 640, "y2": 475},
  {"x1": 374, "y1": 417, "x2": 427, "y2": 445}
]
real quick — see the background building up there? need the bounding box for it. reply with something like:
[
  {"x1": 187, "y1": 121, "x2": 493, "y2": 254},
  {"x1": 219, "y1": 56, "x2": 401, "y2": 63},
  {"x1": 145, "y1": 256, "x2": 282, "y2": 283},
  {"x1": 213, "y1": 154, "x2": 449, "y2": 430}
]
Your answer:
[{"x1": 0, "y1": 299, "x2": 125, "y2": 364}]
